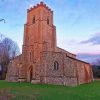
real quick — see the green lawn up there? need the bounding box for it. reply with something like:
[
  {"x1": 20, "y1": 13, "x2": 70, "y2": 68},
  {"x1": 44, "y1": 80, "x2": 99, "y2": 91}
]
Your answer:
[{"x1": 0, "y1": 80, "x2": 100, "y2": 100}]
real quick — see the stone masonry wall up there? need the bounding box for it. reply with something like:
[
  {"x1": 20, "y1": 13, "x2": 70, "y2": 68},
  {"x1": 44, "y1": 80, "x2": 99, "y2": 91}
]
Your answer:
[
  {"x1": 40, "y1": 51, "x2": 93, "y2": 86},
  {"x1": 6, "y1": 55, "x2": 22, "y2": 82}
]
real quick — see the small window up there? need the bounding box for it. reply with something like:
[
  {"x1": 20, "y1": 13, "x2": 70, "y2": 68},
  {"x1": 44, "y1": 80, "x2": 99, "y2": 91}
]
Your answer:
[
  {"x1": 33, "y1": 16, "x2": 35, "y2": 24},
  {"x1": 47, "y1": 17, "x2": 49, "y2": 25},
  {"x1": 0, "y1": 65, "x2": 2, "y2": 72},
  {"x1": 30, "y1": 52, "x2": 31, "y2": 61},
  {"x1": 54, "y1": 61, "x2": 59, "y2": 70}
]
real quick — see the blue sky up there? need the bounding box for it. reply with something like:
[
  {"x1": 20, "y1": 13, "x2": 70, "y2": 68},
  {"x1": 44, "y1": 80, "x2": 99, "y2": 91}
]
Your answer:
[{"x1": 0, "y1": 0, "x2": 100, "y2": 56}]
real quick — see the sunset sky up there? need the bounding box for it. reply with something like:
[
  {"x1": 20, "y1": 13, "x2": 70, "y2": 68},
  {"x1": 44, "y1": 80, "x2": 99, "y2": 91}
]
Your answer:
[{"x1": 0, "y1": 0, "x2": 100, "y2": 62}]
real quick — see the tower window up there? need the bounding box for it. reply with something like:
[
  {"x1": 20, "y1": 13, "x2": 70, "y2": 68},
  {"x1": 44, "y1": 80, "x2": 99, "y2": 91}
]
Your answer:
[
  {"x1": 47, "y1": 17, "x2": 49, "y2": 25},
  {"x1": 33, "y1": 16, "x2": 35, "y2": 24},
  {"x1": 54, "y1": 61, "x2": 59, "y2": 70}
]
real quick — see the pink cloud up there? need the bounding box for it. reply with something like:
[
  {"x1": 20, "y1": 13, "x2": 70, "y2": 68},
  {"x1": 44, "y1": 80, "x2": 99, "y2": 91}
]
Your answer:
[{"x1": 80, "y1": 32, "x2": 100, "y2": 45}]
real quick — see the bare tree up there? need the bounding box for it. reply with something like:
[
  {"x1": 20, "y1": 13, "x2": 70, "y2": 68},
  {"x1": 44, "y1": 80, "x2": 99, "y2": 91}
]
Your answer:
[
  {"x1": 92, "y1": 59, "x2": 100, "y2": 79},
  {"x1": 0, "y1": 43, "x2": 9, "y2": 79},
  {"x1": 0, "y1": 36, "x2": 20, "y2": 79},
  {"x1": 92, "y1": 59, "x2": 100, "y2": 66},
  {"x1": 2, "y1": 38, "x2": 20, "y2": 60},
  {"x1": 0, "y1": 19, "x2": 6, "y2": 23},
  {"x1": 0, "y1": 43, "x2": 9, "y2": 65}
]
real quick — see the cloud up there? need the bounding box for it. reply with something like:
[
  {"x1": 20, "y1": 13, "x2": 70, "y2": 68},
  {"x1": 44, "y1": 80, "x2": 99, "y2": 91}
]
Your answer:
[
  {"x1": 57, "y1": 35, "x2": 100, "y2": 55},
  {"x1": 77, "y1": 53, "x2": 100, "y2": 64},
  {"x1": 80, "y1": 32, "x2": 100, "y2": 45}
]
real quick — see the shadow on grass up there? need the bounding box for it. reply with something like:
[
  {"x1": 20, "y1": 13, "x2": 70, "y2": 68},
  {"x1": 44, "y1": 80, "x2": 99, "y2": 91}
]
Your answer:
[
  {"x1": 0, "y1": 89, "x2": 38, "y2": 100},
  {"x1": 0, "y1": 89, "x2": 15, "y2": 100}
]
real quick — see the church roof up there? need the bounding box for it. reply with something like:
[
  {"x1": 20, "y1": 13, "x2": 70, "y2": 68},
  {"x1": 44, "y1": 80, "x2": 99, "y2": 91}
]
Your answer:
[{"x1": 27, "y1": 2, "x2": 53, "y2": 14}]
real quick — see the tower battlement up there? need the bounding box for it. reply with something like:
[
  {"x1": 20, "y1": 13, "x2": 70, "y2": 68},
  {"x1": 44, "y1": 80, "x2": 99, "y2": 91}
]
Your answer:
[{"x1": 27, "y1": 2, "x2": 53, "y2": 14}]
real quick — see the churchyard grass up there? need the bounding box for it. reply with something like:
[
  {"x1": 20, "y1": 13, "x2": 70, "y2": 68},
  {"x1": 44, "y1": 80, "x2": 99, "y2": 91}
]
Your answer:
[{"x1": 0, "y1": 80, "x2": 100, "y2": 100}]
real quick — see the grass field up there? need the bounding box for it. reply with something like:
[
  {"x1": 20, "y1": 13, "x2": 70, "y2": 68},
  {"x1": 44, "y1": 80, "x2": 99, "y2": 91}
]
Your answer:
[{"x1": 0, "y1": 80, "x2": 100, "y2": 100}]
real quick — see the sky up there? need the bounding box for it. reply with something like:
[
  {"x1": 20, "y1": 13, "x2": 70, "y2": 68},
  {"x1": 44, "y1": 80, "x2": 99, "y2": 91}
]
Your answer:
[{"x1": 0, "y1": 0, "x2": 100, "y2": 62}]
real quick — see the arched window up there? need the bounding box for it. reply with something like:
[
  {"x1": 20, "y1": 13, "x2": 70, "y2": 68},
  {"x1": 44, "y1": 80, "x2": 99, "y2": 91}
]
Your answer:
[
  {"x1": 33, "y1": 16, "x2": 35, "y2": 24},
  {"x1": 54, "y1": 61, "x2": 59, "y2": 70},
  {"x1": 47, "y1": 17, "x2": 49, "y2": 25}
]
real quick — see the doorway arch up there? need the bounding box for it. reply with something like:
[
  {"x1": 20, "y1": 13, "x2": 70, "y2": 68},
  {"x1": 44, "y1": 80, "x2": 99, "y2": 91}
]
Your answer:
[{"x1": 27, "y1": 65, "x2": 33, "y2": 82}]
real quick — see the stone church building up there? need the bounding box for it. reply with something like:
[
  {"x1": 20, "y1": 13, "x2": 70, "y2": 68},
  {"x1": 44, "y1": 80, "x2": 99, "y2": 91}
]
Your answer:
[{"x1": 6, "y1": 2, "x2": 93, "y2": 86}]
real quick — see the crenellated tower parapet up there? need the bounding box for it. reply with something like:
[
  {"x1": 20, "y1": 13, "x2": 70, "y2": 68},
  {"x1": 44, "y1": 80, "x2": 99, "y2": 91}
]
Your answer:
[{"x1": 27, "y1": 2, "x2": 53, "y2": 14}]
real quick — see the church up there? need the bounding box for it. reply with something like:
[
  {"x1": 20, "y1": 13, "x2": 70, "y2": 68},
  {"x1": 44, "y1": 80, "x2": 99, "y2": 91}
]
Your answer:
[{"x1": 6, "y1": 2, "x2": 93, "y2": 86}]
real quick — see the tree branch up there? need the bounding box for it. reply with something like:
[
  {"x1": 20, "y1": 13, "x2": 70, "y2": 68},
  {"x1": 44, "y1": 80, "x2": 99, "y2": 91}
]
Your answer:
[{"x1": 0, "y1": 19, "x2": 6, "y2": 23}]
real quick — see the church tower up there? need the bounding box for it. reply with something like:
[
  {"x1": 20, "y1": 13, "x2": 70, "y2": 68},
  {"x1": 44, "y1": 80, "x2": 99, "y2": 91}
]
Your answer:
[
  {"x1": 22, "y1": 2, "x2": 57, "y2": 62},
  {"x1": 6, "y1": 2, "x2": 93, "y2": 86}
]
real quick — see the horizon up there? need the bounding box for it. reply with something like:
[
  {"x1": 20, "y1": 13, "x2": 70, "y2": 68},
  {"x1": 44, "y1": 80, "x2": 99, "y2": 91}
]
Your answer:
[{"x1": 0, "y1": 0, "x2": 100, "y2": 63}]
